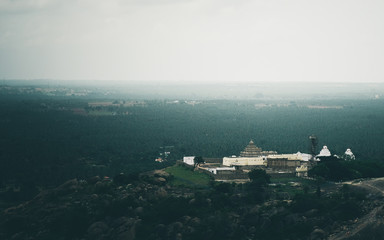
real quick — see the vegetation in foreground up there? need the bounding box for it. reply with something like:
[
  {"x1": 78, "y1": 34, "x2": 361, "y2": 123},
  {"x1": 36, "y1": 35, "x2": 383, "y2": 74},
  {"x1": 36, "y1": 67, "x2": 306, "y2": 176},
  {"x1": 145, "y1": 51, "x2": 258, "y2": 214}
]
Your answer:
[{"x1": 2, "y1": 166, "x2": 383, "y2": 240}]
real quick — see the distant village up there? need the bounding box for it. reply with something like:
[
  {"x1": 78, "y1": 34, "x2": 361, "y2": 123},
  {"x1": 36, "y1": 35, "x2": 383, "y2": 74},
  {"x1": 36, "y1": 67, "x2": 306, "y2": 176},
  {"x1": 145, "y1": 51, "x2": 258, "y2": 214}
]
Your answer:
[{"x1": 181, "y1": 140, "x2": 355, "y2": 181}]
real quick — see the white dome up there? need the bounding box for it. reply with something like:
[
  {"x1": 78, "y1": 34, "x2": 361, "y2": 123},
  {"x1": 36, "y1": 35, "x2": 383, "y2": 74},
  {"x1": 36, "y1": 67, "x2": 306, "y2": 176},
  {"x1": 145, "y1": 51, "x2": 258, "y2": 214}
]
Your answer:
[
  {"x1": 343, "y1": 148, "x2": 355, "y2": 161},
  {"x1": 318, "y1": 145, "x2": 331, "y2": 157},
  {"x1": 345, "y1": 148, "x2": 353, "y2": 156}
]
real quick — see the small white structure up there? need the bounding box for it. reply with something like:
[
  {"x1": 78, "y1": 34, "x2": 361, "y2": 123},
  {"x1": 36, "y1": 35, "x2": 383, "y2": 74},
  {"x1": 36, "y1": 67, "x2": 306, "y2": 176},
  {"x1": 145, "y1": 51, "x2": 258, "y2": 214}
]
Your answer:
[
  {"x1": 296, "y1": 152, "x2": 313, "y2": 161},
  {"x1": 208, "y1": 167, "x2": 236, "y2": 175},
  {"x1": 183, "y1": 156, "x2": 195, "y2": 166},
  {"x1": 345, "y1": 148, "x2": 354, "y2": 156},
  {"x1": 343, "y1": 148, "x2": 356, "y2": 161},
  {"x1": 317, "y1": 146, "x2": 331, "y2": 157}
]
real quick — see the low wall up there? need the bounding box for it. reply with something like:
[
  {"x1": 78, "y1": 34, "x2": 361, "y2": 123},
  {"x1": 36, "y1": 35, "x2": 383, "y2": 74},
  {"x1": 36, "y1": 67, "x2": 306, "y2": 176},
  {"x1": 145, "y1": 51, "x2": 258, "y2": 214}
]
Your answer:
[
  {"x1": 204, "y1": 158, "x2": 223, "y2": 164},
  {"x1": 212, "y1": 171, "x2": 249, "y2": 181},
  {"x1": 268, "y1": 172, "x2": 296, "y2": 178}
]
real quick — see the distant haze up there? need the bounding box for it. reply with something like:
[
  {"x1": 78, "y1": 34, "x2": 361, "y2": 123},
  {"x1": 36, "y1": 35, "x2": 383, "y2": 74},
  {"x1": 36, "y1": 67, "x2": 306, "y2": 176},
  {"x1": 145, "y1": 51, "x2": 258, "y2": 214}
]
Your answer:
[{"x1": 1, "y1": 0, "x2": 384, "y2": 83}]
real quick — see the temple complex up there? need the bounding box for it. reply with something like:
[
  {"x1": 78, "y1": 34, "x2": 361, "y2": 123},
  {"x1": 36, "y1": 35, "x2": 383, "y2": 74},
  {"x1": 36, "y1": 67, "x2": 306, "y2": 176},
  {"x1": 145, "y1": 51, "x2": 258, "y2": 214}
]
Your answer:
[
  {"x1": 223, "y1": 140, "x2": 276, "y2": 166},
  {"x1": 188, "y1": 139, "x2": 353, "y2": 181},
  {"x1": 222, "y1": 140, "x2": 310, "y2": 177}
]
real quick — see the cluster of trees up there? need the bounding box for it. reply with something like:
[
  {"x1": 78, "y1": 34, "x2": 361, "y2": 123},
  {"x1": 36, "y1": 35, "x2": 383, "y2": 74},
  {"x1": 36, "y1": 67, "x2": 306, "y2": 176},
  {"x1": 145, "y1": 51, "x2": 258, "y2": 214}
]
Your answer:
[
  {"x1": 0, "y1": 163, "x2": 371, "y2": 240},
  {"x1": 134, "y1": 169, "x2": 366, "y2": 240},
  {"x1": 309, "y1": 157, "x2": 384, "y2": 181}
]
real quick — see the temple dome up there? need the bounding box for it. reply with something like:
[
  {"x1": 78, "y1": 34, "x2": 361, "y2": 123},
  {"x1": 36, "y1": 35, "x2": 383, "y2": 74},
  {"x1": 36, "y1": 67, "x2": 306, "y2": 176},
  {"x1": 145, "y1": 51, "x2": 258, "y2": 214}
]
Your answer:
[
  {"x1": 317, "y1": 145, "x2": 331, "y2": 157},
  {"x1": 343, "y1": 148, "x2": 355, "y2": 161},
  {"x1": 345, "y1": 148, "x2": 353, "y2": 155},
  {"x1": 240, "y1": 140, "x2": 263, "y2": 157}
]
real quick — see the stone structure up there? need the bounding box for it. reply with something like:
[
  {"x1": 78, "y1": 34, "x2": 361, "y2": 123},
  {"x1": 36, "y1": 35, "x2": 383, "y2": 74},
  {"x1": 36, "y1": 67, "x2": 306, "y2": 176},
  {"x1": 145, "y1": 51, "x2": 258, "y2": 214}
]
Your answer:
[
  {"x1": 267, "y1": 157, "x2": 301, "y2": 170},
  {"x1": 239, "y1": 140, "x2": 262, "y2": 157},
  {"x1": 296, "y1": 165, "x2": 308, "y2": 177},
  {"x1": 240, "y1": 140, "x2": 277, "y2": 157},
  {"x1": 223, "y1": 140, "x2": 276, "y2": 166}
]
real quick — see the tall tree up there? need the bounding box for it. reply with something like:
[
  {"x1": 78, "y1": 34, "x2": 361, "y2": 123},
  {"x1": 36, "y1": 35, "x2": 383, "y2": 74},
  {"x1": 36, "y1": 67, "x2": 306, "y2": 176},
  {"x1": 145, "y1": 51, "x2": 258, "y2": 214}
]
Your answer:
[
  {"x1": 194, "y1": 156, "x2": 205, "y2": 168},
  {"x1": 248, "y1": 169, "x2": 270, "y2": 187}
]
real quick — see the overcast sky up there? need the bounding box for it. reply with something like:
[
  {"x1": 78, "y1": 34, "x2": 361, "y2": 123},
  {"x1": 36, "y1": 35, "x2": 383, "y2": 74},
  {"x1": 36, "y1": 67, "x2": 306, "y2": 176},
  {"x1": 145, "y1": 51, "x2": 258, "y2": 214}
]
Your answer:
[{"x1": 1, "y1": 0, "x2": 383, "y2": 83}]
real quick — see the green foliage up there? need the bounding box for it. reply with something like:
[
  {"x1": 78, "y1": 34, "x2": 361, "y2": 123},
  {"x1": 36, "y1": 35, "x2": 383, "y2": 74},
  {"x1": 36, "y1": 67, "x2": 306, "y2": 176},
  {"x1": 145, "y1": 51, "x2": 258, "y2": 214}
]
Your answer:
[
  {"x1": 49, "y1": 205, "x2": 90, "y2": 238},
  {"x1": 309, "y1": 160, "x2": 384, "y2": 181},
  {"x1": 248, "y1": 169, "x2": 271, "y2": 186},
  {"x1": 4, "y1": 216, "x2": 30, "y2": 237},
  {"x1": 246, "y1": 169, "x2": 271, "y2": 203},
  {"x1": 194, "y1": 156, "x2": 205, "y2": 167},
  {"x1": 137, "y1": 197, "x2": 191, "y2": 238},
  {"x1": 333, "y1": 200, "x2": 362, "y2": 221},
  {"x1": 164, "y1": 165, "x2": 212, "y2": 187},
  {"x1": 291, "y1": 193, "x2": 324, "y2": 213},
  {"x1": 291, "y1": 192, "x2": 363, "y2": 221},
  {"x1": 113, "y1": 172, "x2": 139, "y2": 186},
  {"x1": 212, "y1": 182, "x2": 233, "y2": 194},
  {"x1": 0, "y1": 161, "x2": 371, "y2": 240}
]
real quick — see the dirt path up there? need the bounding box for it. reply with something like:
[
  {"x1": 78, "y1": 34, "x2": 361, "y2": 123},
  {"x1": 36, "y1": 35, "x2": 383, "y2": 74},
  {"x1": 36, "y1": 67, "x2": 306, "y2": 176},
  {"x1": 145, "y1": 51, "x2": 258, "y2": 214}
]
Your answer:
[
  {"x1": 328, "y1": 178, "x2": 384, "y2": 240},
  {"x1": 347, "y1": 177, "x2": 384, "y2": 196}
]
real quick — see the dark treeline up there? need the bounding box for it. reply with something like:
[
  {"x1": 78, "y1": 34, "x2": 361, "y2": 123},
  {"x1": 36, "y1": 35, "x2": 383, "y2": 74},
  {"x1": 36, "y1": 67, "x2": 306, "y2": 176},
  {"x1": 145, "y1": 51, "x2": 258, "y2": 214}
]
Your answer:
[
  {"x1": 309, "y1": 157, "x2": 384, "y2": 181},
  {"x1": 1, "y1": 91, "x2": 384, "y2": 192}
]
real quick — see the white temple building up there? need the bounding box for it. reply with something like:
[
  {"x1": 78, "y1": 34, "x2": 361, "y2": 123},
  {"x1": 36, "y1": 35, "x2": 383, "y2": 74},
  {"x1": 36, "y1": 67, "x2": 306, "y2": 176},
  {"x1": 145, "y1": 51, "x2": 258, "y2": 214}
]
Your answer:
[
  {"x1": 223, "y1": 140, "x2": 274, "y2": 166},
  {"x1": 343, "y1": 148, "x2": 356, "y2": 161},
  {"x1": 295, "y1": 152, "x2": 313, "y2": 161},
  {"x1": 317, "y1": 146, "x2": 331, "y2": 157},
  {"x1": 222, "y1": 140, "x2": 311, "y2": 167}
]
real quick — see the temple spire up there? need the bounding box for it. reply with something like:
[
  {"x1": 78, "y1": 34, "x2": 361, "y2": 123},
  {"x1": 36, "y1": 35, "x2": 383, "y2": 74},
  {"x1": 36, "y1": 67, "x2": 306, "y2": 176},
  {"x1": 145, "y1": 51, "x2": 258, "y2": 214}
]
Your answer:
[{"x1": 240, "y1": 140, "x2": 262, "y2": 157}]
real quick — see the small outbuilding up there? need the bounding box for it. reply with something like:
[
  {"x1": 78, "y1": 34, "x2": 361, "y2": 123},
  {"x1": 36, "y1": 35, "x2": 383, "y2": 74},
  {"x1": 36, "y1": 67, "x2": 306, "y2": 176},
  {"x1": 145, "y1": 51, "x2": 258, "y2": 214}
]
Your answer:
[{"x1": 183, "y1": 156, "x2": 195, "y2": 166}]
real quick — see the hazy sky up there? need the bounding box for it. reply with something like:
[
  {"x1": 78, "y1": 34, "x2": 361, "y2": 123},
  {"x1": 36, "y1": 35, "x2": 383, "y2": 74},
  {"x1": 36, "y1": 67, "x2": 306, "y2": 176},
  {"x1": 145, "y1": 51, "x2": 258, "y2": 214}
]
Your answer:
[{"x1": 1, "y1": 0, "x2": 384, "y2": 83}]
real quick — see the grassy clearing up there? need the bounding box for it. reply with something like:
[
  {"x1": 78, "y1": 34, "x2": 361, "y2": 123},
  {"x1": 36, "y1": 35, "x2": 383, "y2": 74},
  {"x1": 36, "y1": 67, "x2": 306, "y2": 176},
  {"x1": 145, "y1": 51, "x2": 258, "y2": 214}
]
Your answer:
[{"x1": 165, "y1": 164, "x2": 212, "y2": 188}]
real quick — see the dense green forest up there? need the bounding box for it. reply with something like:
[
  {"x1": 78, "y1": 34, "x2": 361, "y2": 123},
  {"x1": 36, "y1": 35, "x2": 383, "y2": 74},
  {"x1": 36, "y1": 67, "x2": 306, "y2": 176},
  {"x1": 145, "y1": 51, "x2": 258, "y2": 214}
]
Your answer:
[{"x1": 1, "y1": 87, "x2": 384, "y2": 196}]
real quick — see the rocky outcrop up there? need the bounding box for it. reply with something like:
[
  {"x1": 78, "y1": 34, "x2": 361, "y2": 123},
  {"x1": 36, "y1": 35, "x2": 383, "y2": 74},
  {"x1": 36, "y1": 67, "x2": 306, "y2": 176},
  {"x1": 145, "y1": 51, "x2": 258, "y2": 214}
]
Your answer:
[
  {"x1": 2, "y1": 175, "x2": 384, "y2": 240},
  {"x1": 328, "y1": 205, "x2": 384, "y2": 240}
]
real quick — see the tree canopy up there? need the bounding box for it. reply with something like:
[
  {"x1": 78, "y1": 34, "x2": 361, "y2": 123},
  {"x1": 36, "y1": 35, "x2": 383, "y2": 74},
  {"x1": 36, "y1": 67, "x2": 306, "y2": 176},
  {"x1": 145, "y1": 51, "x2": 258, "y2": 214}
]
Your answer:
[
  {"x1": 194, "y1": 156, "x2": 205, "y2": 167},
  {"x1": 248, "y1": 169, "x2": 270, "y2": 187}
]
